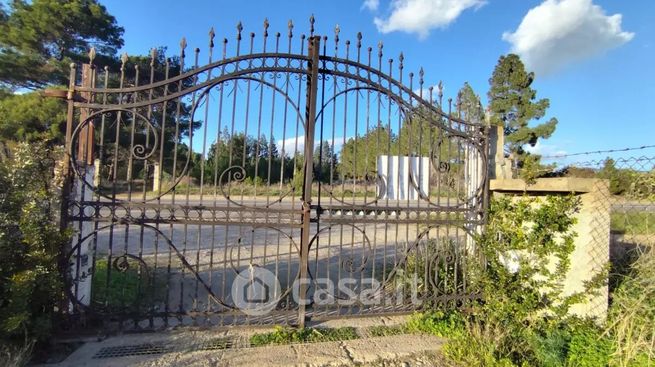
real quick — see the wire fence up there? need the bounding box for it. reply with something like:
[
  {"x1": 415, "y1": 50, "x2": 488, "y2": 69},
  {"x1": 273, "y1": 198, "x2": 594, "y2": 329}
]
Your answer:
[{"x1": 550, "y1": 156, "x2": 652, "y2": 295}]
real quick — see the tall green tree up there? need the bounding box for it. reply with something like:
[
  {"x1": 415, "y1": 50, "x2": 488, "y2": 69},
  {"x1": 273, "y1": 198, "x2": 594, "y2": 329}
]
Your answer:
[
  {"x1": 457, "y1": 82, "x2": 484, "y2": 123},
  {"x1": 0, "y1": 91, "x2": 66, "y2": 142},
  {"x1": 313, "y1": 140, "x2": 337, "y2": 183},
  {"x1": 339, "y1": 125, "x2": 395, "y2": 180},
  {"x1": 488, "y1": 54, "x2": 557, "y2": 160},
  {"x1": 0, "y1": 0, "x2": 124, "y2": 89}
]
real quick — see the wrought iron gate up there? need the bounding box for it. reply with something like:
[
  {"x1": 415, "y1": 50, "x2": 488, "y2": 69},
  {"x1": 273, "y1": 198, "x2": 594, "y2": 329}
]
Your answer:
[{"x1": 62, "y1": 18, "x2": 488, "y2": 330}]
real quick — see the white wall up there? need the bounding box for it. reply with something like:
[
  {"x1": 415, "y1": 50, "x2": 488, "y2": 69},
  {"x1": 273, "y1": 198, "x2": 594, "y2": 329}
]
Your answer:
[{"x1": 377, "y1": 155, "x2": 429, "y2": 200}]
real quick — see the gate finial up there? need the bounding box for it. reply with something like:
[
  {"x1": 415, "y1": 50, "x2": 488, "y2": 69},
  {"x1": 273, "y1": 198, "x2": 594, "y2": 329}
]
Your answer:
[
  {"x1": 438, "y1": 81, "x2": 444, "y2": 105},
  {"x1": 209, "y1": 27, "x2": 215, "y2": 48},
  {"x1": 309, "y1": 14, "x2": 315, "y2": 36},
  {"x1": 88, "y1": 47, "x2": 96, "y2": 65},
  {"x1": 263, "y1": 18, "x2": 269, "y2": 37},
  {"x1": 288, "y1": 20, "x2": 294, "y2": 38},
  {"x1": 120, "y1": 52, "x2": 128, "y2": 70},
  {"x1": 236, "y1": 21, "x2": 243, "y2": 41},
  {"x1": 180, "y1": 37, "x2": 187, "y2": 59}
]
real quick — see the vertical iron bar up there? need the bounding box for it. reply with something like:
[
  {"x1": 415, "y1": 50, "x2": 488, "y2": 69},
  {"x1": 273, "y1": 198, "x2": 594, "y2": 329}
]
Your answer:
[{"x1": 298, "y1": 35, "x2": 320, "y2": 328}]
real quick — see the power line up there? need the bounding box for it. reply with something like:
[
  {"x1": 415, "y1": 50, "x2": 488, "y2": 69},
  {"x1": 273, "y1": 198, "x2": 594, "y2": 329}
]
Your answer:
[{"x1": 541, "y1": 144, "x2": 655, "y2": 159}]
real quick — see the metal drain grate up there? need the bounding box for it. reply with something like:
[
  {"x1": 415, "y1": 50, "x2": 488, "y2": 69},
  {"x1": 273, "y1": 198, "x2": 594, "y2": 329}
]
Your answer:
[
  {"x1": 93, "y1": 343, "x2": 172, "y2": 359},
  {"x1": 199, "y1": 337, "x2": 237, "y2": 350}
]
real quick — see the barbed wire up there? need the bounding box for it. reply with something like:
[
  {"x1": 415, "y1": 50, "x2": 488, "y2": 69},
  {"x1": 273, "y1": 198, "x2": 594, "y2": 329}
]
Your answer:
[{"x1": 541, "y1": 144, "x2": 655, "y2": 159}]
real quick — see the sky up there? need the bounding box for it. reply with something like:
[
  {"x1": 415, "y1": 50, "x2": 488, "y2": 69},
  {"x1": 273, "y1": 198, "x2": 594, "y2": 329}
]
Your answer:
[{"x1": 101, "y1": 0, "x2": 655, "y2": 165}]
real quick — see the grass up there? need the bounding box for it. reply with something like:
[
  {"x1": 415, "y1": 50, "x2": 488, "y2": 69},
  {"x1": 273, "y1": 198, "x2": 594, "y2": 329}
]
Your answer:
[
  {"x1": 249, "y1": 326, "x2": 359, "y2": 347},
  {"x1": 91, "y1": 259, "x2": 164, "y2": 312},
  {"x1": 0, "y1": 342, "x2": 34, "y2": 367},
  {"x1": 606, "y1": 248, "x2": 655, "y2": 366},
  {"x1": 611, "y1": 212, "x2": 655, "y2": 235}
]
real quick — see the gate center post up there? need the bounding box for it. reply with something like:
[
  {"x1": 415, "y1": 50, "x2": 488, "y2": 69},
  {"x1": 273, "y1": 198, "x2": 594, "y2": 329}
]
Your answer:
[{"x1": 298, "y1": 35, "x2": 321, "y2": 328}]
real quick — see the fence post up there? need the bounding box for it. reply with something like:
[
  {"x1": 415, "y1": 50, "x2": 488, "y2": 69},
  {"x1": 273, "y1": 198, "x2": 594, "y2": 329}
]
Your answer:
[
  {"x1": 69, "y1": 63, "x2": 95, "y2": 311},
  {"x1": 297, "y1": 35, "x2": 320, "y2": 328}
]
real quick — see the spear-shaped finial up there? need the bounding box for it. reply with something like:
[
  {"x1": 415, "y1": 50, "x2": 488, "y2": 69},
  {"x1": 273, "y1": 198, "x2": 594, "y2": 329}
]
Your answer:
[
  {"x1": 438, "y1": 80, "x2": 444, "y2": 100},
  {"x1": 457, "y1": 91, "x2": 464, "y2": 113},
  {"x1": 335, "y1": 24, "x2": 340, "y2": 43},
  {"x1": 357, "y1": 32, "x2": 362, "y2": 48},
  {"x1": 377, "y1": 41, "x2": 383, "y2": 58},
  {"x1": 120, "y1": 52, "x2": 128, "y2": 70},
  {"x1": 88, "y1": 47, "x2": 96, "y2": 65},
  {"x1": 209, "y1": 27, "x2": 215, "y2": 47},
  {"x1": 288, "y1": 19, "x2": 294, "y2": 37},
  {"x1": 263, "y1": 18, "x2": 269, "y2": 37},
  {"x1": 419, "y1": 67, "x2": 424, "y2": 84},
  {"x1": 309, "y1": 14, "x2": 315, "y2": 35},
  {"x1": 180, "y1": 37, "x2": 187, "y2": 58},
  {"x1": 399, "y1": 52, "x2": 404, "y2": 69},
  {"x1": 236, "y1": 21, "x2": 243, "y2": 40}
]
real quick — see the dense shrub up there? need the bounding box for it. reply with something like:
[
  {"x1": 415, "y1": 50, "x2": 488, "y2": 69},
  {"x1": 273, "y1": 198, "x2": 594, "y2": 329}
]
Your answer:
[
  {"x1": 409, "y1": 195, "x2": 612, "y2": 367},
  {"x1": 0, "y1": 142, "x2": 68, "y2": 345}
]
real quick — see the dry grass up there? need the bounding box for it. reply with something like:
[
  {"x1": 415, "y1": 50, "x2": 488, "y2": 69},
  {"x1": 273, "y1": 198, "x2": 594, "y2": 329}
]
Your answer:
[
  {"x1": 0, "y1": 341, "x2": 34, "y2": 367},
  {"x1": 606, "y1": 246, "x2": 655, "y2": 366}
]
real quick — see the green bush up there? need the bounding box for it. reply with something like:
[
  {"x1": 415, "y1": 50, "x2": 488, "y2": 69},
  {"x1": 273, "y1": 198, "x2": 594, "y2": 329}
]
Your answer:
[
  {"x1": 566, "y1": 321, "x2": 612, "y2": 367},
  {"x1": 249, "y1": 326, "x2": 359, "y2": 347},
  {"x1": 406, "y1": 311, "x2": 465, "y2": 338},
  {"x1": 0, "y1": 142, "x2": 68, "y2": 344},
  {"x1": 411, "y1": 195, "x2": 611, "y2": 367}
]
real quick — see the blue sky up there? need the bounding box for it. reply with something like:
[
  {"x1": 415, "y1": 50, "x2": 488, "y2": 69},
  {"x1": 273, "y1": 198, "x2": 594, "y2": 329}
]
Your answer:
[{"x1": 101, "y1": 0, "x2": 654, "y2": 164}]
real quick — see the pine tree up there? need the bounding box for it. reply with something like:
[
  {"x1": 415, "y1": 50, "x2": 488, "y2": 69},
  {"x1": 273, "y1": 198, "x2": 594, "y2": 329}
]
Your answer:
[
  {"x1": 488, "y1": 54, "x2": 557, "y2": 161},
  {"x1": 0, "y1": 0, "x2": 124, "y2": 89},
  {"x1": 457, "y1": 82, "x2": 484, "y2": 123}
]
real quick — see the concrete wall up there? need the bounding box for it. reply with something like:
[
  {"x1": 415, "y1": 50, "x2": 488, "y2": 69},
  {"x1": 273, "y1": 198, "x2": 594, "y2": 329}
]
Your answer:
[{"x1": 490, "y1": 178, "x2": 610, "y2": 321}]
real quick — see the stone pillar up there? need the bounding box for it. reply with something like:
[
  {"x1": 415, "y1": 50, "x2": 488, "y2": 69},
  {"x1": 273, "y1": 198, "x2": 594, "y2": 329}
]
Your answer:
[
  {"x1": 489, "y1": 124, "x2": 512, "y2": 179},
  {"x1": 70, "y1": 164, "x2": 95, "y2": 309},
  {"x1": 490, "y1": 178, "x2": 611, "y2": 321}
]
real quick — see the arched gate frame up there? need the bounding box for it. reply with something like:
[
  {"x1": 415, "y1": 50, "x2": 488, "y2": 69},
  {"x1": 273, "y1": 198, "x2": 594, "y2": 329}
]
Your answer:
[{"x1": 60, "y1": 19, "x2": 489, "y2": 330}]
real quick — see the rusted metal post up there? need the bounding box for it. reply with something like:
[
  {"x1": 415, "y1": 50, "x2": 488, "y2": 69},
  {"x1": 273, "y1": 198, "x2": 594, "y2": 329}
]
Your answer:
[
  {"x1": 297, "y1": 35, "x2": 320, "y2": 328},
  {"x1": 77, "y1": 64, "x2": 94, "y2": 165}
]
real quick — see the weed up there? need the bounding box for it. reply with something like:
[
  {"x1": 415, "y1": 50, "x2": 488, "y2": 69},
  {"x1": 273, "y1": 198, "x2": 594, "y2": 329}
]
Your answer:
[{"x1": 249, "y1": 326, "x2": 359, "y2": 347}]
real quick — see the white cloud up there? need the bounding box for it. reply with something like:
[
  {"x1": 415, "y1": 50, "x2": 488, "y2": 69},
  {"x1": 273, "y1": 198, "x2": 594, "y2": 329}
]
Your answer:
[
  {"x1": 413, "y1": 83, "x2": 443, "y2": 103},
  {"x1": 503, "y1": 0, "x2": 634, "y2": 75},
  {"x1": 373, "y1": 0, "x2": 486, "y2": 39},
  {"x1": 525, "y1": 141, "x2": 567, "y2": 158},
  {"x1": 362, "y1": 0, "x2": 380, "y2": 11}
]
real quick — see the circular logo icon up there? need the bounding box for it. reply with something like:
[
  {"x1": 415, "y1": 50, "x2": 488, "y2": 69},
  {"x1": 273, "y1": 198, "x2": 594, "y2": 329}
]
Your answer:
[{"x1": 231, "y1": 265, "x2": 281, "y2": 316}]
